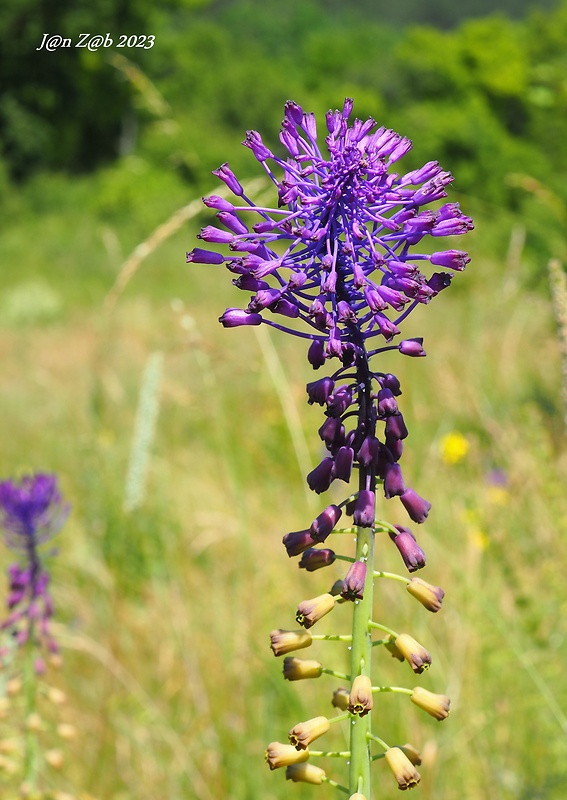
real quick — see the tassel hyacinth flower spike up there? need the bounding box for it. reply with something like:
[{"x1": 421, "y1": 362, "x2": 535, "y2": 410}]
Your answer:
[{"x1": 188, "y1": 99, "x2": 473, "y2": 796}]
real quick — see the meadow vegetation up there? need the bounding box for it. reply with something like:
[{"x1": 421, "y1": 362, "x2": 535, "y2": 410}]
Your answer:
[{"x1": 1, "y1": 1, "x2": 567, "y2": 798}]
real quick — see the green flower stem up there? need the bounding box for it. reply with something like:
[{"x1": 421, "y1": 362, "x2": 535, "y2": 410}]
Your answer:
[
  {"x1": 309, "y1": 750, "x2": 351, "y2": 758},
  {"x1": 334, "y1": 554, "x2": 356, "y2": 563},
  {"x1": 329, "y1": 712, "x2": 351, "y2": 725},
  {"x1": 374, "y1": 519, "x2": 400, "y2": 536},
  {"x1": 373, "y1": 570, "x2": 410, "y2": 584},
  {"x1": 332, "y1": 527, "x2": 359, "y2": 535},
  {"x1": 367, "y1": 731, "x2": 390, "y2": 751},
  {"x1": 368, "y1": 620, "x2": 398, "y2": 637},
  {"x1": 322, "y1": 776, "x2": 351, "y2": 794},
  {"x1": 371, "y1": 685, "x2": 413, "y2": 696},
  {"x1": 371, "y1": 752, "x2": 387, "y2": 762},
  {"x1": 348, "y1": 523, "x2": 375, "y2": 798},
  {"x1": 321, "y1": 667, "x2": 351, "y2": 681},
  {"x1": 22, "y1": 639, "x2": 39, "y2": 791},
  {"x1": 312, "y1": 634, "x2": 353, "y2": 643},
  {"x1": 338, "y1": 494, "x2": 358, "y2": 510},
  {"x1": 371, "y1": 637, "x2": 391, "y2": 647}
]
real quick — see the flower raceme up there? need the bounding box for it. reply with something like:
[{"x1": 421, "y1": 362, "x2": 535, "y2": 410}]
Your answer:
[
  {"x1": 0, "y1": 474, "x2": 69, "y2": 658},
  {"x1": 191, "y1": 99, "x2": 472, "y2": 796}
]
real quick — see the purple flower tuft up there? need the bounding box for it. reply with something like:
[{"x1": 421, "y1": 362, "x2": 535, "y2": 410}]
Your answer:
[{"x1": 0, "y1": 474, "x2": 69, "y2": 657}]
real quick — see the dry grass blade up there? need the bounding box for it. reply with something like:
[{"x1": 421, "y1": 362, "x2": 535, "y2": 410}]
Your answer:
[
  {"x1": 103, "y1": 178, "x2": 267, "y2": 311},
  {"x1": 548, "y1": 258, "x2": 567, "y2": 433}
]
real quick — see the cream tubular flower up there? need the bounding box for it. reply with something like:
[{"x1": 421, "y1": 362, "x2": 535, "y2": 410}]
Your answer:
[
  {"x1": 406, "y1": 577, "x2": 444, "y2": 612},
  {"x1": 283, "y1": 657, "x2": 323, "y2": 681},
  {"x1": 410, "y1": 686, "x2": 450, "y2": 720},
  {"x1": 394, "y1": 633, "x2": 432, "y2": 673},
  {"x1": 399, "y1": 743, "x2": 422, "y2": 766},
  {"x1": 348, "y1": 675, "x2": 373, "y2": 717},
  {"x1": 385, "y1": 746, "x2": 421, "y2": 790},
  {"x1": 265, "y1": 741, "x2": 310, "y2": 770},
  {"x1": 332, "y1": 686, "x2": 350, "y2": 711},
  {"x1": 269, "y1": 628, "x2": 312, "y2": 656},
  {"x1": 286, "y1": 763, "x2": 327, "y2": 784},
  {"x1": 296, "y1": 593, "x2": 335, "y2": 629},
  {"x1": 289, "y1": 716, "x2": 331, "y2": 750}
]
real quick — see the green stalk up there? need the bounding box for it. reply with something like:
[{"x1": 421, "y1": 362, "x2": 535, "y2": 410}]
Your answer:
[
  {"x1": 348, "y1": 524, "x2": 375, "y2": 797},
  {"x1": 22, "y1": 638, "x2": 39, "y2": 792}
]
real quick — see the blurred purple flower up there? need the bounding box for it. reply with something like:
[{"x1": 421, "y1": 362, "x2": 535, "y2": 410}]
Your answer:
[{"x1": 0, "y1": 474, "x2": 69, "y2": 657}]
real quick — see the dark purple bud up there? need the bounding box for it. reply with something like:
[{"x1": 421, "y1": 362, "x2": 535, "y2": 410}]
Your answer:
[
  {"x1": 288, "y1": 271, "x2": 307, "y2": 289},
  {"x1": 342, "y1": 98, "x2": 354, "y2": 119},
  {"x1": 412, "y1": 171, "x2": 453, "y2": 203},
  {"x1": 321, "y1": 271, "x2": 337, "y2": 293},
  {"x1": 353, "y1": 490, "x2": 375, "y2": 527},
  {"x1": 400, "y1": 489, "x2": 432, "y2": 524},
  {"x1": 430, "y1": 250, "x2": 470, "y2": 271},
  {"x1": 253, "y1": 219, "x2": 279, "y2": 233},
  {"x1": 332, "y1": 447, "x2": 354, "y2": 482},
  {"x1": 280, "y1": 129, "x2": 300, "y2": 156},
  {"x1": 376, "y1": 285, "x2": 408, "y2": 312},
  {"x1": 399, "y1": 161, "x2": 441, "y2": 186},
  {"x1": 219, "y1": 308, "x2": 263, "y2": 328},
  {"x1": 382, "y1": 274, "x2": 421, "y2": 298},
  {"x1": 387, "y1": 136, "x2": 412, "y2": 164},
  {"x1": 385, "y1": 435, "x2": 404, "y2": 462},
  {"x1": 326, "y1": 329, "x2": 345, "y2": 359},
  {"x1": 341, "y1": 561, "x2": 367, "y2": 600},
  {"x1": 326, "y1": 386, "x2": 353, "y2": 417},
  {"x1": 299, "y1": 548, "x2": 336, "y2": 572},
  {"x1": 283, "y1": 530, "x2": 316, "y2": 557},
  {"x1": 308, "y1": 340, "x2": 326, "y2": 369},
  {"x1": 432, "y1": 216, "x2": 474, "y2": 237},
  {"x1": 247, "y1": 289, "x2": 282, "y2": 312},
  {"x1": 364, "y1": 287, "x2": 388, "y2": 313},
  {"x1": 284, "y1": 100, "x2": 304, "y2": 125},
  {"x1": 318, "y1": 417, "x2": 345, "y2": 449},
  {"x1": 381, "y1": 373, "x2": 401, "y2": 396},
  {"x1": 306, "y1": 377, "x2": 335, "y2": 406},
  {"x1": 307, "y1": 458, "x2": 335, "y2": 494},
  {"x1": 242, "y1": 130, "x2": 273, "y2": 161},
  {"x1": 373, "y1": 313, "x2": 400, "y2": 341},
  {"x1": 337, "y1": 300, "x2": 356, "y2": 322},
  {"x1": 399, "y1": 338, "x2": 426, "y2": 357},
  {"x1": 384, "y1": 462, "x2": 405, "y2": 499},
  {"x1": 202, "y1": 195, "x2": 236, "y2": 212},
  {"x1": 309, "y1": 504, "x2": 342, "y2": 541},
  {"x1": 389, "y1": 526, "x2": 427, "y2": 572},
  {"x1": 427, "y1": 272, "x2": 452, "y2": 295},
  {"x1": 186, "y1": 248, "x2": 225, "y2": 265},
  {"x1": 233, "y1": 275, "x2": 270, "y2": 292},
  {"x1": 377, "y1": 388, "x2": 398, "y2": 416},
  {"x1": 272, "y1": 299, "x2": 300, "y2": 318},
  {"x1": 387, "y1": 259, "x2": 418, "y2": 278},
  {"x1": 216, "y1": 211, "x2": 249, "y2": 235},
  {"x1": 197, "y1": 226, "x2": 234, "y2": 244},
  {"x1": 212, "y1": 163, "x2": 244, "y2": 196},
  {"x1": 385, "y1": 413, "x2": 408, "y2": 441},
  {"x1": 278, "y1": 181, "x2": 299, "y2": 206},
  {"x1": 357, "y1": 436, "x2": 380, "y2": 468}
]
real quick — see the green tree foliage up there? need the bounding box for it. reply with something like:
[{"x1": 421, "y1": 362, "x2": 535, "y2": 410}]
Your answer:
[{"x1": 0, "y1": 0, "x2": 210, "y2": 179}]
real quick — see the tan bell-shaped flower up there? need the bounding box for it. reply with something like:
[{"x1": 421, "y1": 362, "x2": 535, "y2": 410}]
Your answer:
[
  {"x1": 289, "y1": 716, "x2": 330, "y2": 750},
  {"x1": 410, "y1": 686, "x2": 450, "y2": 720},
  {"x1": 265, "y1": 741, "x2": 310, "y2": 770},
  {"x1": 385, "y1": 746, "x2": 421, "y2": 790}
]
